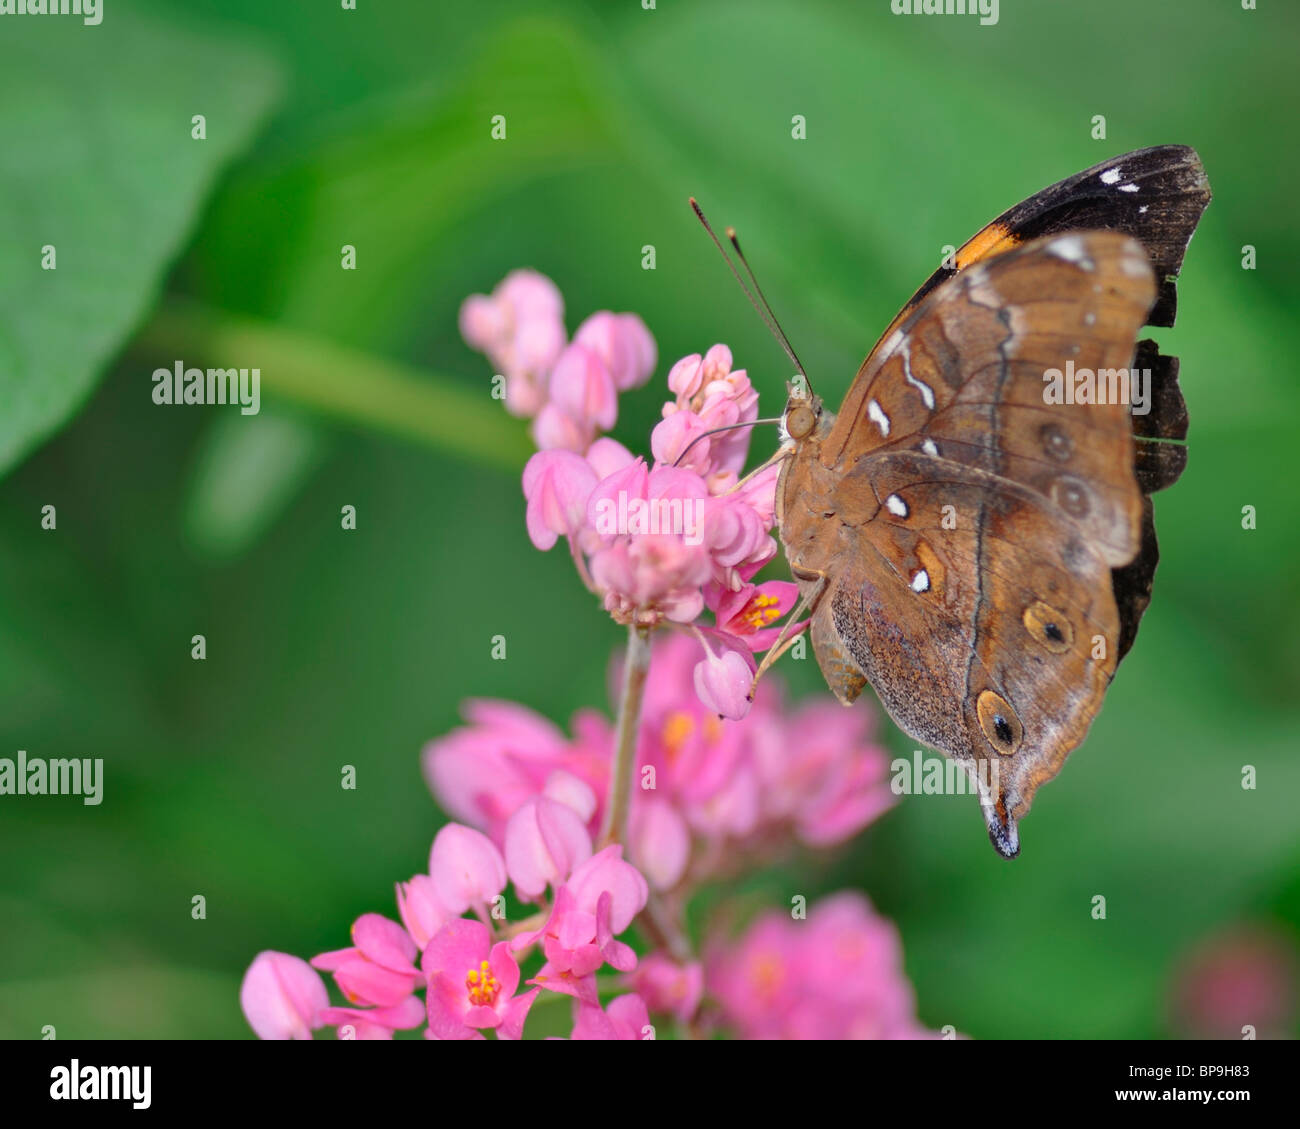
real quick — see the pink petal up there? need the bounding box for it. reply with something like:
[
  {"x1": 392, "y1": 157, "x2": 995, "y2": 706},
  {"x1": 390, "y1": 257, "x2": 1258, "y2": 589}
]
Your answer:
[
  {"x1": 630, "y1": 799, "x2": 691, "y2": 891},
  {"x1": 566, "y1": 845, "x2": 649, "y2": 933},
  {"x1": 522, "y1": 449, "x2": 599, "y2": 550},
  {"x1": 500, "y1": 987, "x2": 541, "y2": 1041},
  {"x1": 692, "y1": 633, "x2": 756, "y2": 720},
  {"x1": 351, "y1": 913, "x2": 418, "y2": 973},
  {"x1": 504, "y1": 796, "x2": 593, "y2": 899},
  {"x1": 430, "y1": 824, "x2": 508, "y2": 915},
  {"x1": 396, "y1": 874, "x2": 453, "y2": 951},
  {"x1": 240, "y1": 951, "x2": 329, "y2": 1041},
  {"x1": 542, "y1": 769, "x2": 599, "y2": 823},
  {"x1": 549, "y1": 342, "x2": 618, "y2": 431},
  {"x1": 422, "y1": 918, "x2": 490, "y2": 979},
  {"x1": 585, "y1": 436, "x2": 636, "y2": 479}
]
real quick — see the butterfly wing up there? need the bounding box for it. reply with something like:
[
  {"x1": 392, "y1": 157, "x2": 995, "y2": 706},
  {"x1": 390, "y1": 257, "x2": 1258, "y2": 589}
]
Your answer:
[
  {"x1": 797, "y1": 230, "x2": 1160, "y2": 856},
  {"x1": 879, "y1": 144, "x2": 1210, "y2": 335}
]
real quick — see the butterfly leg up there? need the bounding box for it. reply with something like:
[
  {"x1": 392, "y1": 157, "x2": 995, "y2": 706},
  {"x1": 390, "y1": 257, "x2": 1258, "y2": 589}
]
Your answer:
[
  {"x1": 724, "y1": 446, "x2": 791, "y2": 495},
  {"x1": 747, "y1": 568, "x2": 827, "y2": 700}
]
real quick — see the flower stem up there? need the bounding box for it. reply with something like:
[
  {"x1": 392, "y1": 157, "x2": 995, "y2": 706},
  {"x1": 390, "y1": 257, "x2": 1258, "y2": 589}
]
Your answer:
[{"x1": 599, "y1": 624, "x2": 652, "y2": 850}]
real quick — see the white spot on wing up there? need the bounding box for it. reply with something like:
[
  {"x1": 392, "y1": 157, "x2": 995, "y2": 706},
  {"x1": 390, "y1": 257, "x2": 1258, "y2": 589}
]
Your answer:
[
  {"x1": 867, "y1": 398, "x2": 891, "y2": 436},
  {"x1": 1047, "y1": 235, "x2": 1093, "y2": 268},
  {"x1": 1119, "y1": 183, "x2": 1139, "y2": 193},
  {"x1": 910, "y1": 569, "x2": 930, "y2": 593},
  {"x1": 921, "y1": 438, "x2": 939, "y2": 457},
  {"x1": 1100, "y1": 167, "x2": 1122, "y2": 185},
  {"x1": 885, "y1": 493, "x2": 908, "y2": 518},
  {"x1": 900, "y1": 344, "x2": 936, "y2": 409}
]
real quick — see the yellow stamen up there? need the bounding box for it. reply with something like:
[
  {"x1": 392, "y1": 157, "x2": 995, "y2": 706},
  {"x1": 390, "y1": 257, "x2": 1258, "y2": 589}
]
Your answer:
[{"x1": 465, "y1": 959, "x2": 500, "y2": 1007}]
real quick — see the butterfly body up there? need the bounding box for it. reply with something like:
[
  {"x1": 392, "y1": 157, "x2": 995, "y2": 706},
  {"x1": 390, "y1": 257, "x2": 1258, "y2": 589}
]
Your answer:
[{"x1": 772, "y1": 147, "x2": 1210, "y2": 857}]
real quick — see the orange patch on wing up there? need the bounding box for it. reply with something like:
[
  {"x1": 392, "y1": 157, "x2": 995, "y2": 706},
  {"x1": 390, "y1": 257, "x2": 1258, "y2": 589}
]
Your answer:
[{"x1": 955, "y1": 222, "x2": 1020, "y2": 269}]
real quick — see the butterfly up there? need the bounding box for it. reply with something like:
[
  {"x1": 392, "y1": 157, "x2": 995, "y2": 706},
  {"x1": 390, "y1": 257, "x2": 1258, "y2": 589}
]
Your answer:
[{"x1": 753, "y1": 146, "x2": 1211, "y2": 857}]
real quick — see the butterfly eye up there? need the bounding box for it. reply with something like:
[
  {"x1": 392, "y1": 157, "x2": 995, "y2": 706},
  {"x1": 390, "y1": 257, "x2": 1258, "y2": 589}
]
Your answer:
[
  {"x1": 1023, "y1": 600, "x2": 1074, "y2": 653},
  {"x1": 976, "y1": 690, "x2": 1023, "y2": 756},
  {"x1": 785, "y1": 405, "x2": 815, "y2": 440}
]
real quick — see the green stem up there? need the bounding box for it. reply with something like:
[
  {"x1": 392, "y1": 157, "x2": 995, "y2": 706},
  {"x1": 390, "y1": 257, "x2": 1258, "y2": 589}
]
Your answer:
[
  {"x1": 598, "y1": 624, "x2": 652, "y2": 850},
  {"x1": 135, "y1": 302, "x2": 533, "y2": 470}
]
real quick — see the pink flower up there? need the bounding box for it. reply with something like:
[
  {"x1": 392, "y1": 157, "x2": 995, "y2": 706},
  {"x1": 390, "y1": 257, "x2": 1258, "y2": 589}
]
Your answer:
[
  {"x1": 423, "y1": 632, "x2": 894, "y2": 894},
  {"x1": 424, "y1": 919, "x2": 538, "y2": 1040},
  {"x1": 587, "y1": 462, "x2": 715, "y2": 627},
  {"x1": 691, "y1": 630, "x2": 756, "y2": 720},
  {"x1": 566, "y1": 844, "x2": 650, "y2": 935},
  {"x1": 571, "y1": 994, "x2": 654, "y2": 1040},
  {"x1": 709, "y1": 580, "x2": 799, "y2": 651},
  {"x1": 395, "y1": 874, "x2": 454, "y2": 951},
  {"x1": 459, "y1": 269, "x2": 566, "y2": 417},
  {"x1": 574, "y1": 311, "x2": 656, "y2": 392},
  {"x1": 533, "y1": 342, "x2": 617, "y2": 452},
  {"x1": 311, "y1": 913, "x2": 422, "y2": 1008},
  {"x1": 629, "y1": 797, "x2": 691, "y2": 891},
  {"x1": 319, "y1": 997, "x2": 427, "y2": 1041},
  {"x1": 1169, "y1": 925, "x2": 1299, "y2": 1039},
  {"x1": 504, "y1": 795, "x2": 593, "y2": 899},
  {"x1": 654, "y1": 345, "x2": 759, "y2": 490},
  {"x1": 522, "y1": 450, "x2": 598, "y2": 551},
  {"x1": 707, "y1": 893, "x2": 931, "y2": 1040},
  {"x1": 624, "y1": 953, "x2": 704, "y2": 1025},
  {"x1": 422, "y1": 700, "x2": 572, "y2": 842},
  {"x1": 517, "y1": 330, "x2": 782, "y2": 684},
  {"x1": 240, "y1": 951, "x2": 329, "y2": 1040},
  {"x1": 513, "y1": 848, "x2": 649, "y2": 991},
  {"x1": 429, "y1": 824, "x2": 508, "y2": 917},
  {"x1": 754, "y1": 698, "x2": 895, "y2": 847}
]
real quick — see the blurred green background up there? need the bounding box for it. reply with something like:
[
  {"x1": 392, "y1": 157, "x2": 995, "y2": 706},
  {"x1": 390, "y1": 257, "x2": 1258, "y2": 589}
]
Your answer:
[{"x1": 1, "y1": 0, "x2": 1297, "y2": 1039}]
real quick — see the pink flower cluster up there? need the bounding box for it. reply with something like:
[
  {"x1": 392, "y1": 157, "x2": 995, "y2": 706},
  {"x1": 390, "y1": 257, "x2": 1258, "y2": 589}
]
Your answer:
[
  {"x1": 241, "y1": 268, "x2": 948, "y2": 1043},
  {"x1": 708, "y1": 894, "x2": 940, "y2": 1040},
  {"x1": 460, "y1": 269, "x2": 656, "y2": 451},
  {"x1": 424, "y1": 632, "x2": 896, "y2": 892},
  {"x1": 242, "y1": 821, "x2": 651, "y2": 1041},
  {"x1": 462, "y1": 271, "x2": 798, "y2": 719}
]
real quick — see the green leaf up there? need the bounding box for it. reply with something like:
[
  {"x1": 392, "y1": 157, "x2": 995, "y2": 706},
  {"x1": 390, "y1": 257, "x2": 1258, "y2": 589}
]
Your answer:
[{"x1": 0, "y1": 11, "x2": 280, "y2": 477}]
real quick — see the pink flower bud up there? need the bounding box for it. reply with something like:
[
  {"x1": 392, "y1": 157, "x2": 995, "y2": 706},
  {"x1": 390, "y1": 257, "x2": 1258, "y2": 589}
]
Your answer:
[
  {"x1": 692, "y1": 632, "x2": 756, "y2": 720},
  {"x1": 396, "y1": 875, "x2": 454, "y2": 950},
  {"x1": 240, "y1": 951, "x2": 329, "y2": 1040},
  {"x1": 504, "y1": 795, "x2": 593, "y2": 898},
  {"x1": 574, "y1": 311, "x2": 657, "y2": 391},
  {"x1": 522, "y1": 449, "x2": 598, "y2": 551},
  {"x1": 429, "y1": 824, "x2": 508, "y2": 915},
  {"x1": 549, "y1": 342, "x2": 618, "y2": 432}
]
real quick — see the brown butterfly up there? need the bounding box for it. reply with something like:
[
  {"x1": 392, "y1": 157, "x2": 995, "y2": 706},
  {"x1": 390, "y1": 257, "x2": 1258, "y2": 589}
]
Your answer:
[{"x1": 705, "y1": 146, "x2": 1210, "y2": 858}]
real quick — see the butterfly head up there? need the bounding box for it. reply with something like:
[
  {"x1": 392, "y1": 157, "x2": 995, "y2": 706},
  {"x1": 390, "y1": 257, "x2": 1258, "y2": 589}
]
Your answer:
[{"x1": 781, "y1": 380, "x2": 827, "y2": 445}]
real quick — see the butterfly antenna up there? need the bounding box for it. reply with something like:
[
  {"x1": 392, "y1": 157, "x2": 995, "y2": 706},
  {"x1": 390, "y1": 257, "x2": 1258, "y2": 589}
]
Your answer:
[
  {"x1": 672, "y1": 417, "x2": 783, "y2": 469},
  {"x1": 690, "y1": 198, "x2": 814, "y2": 396}
]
